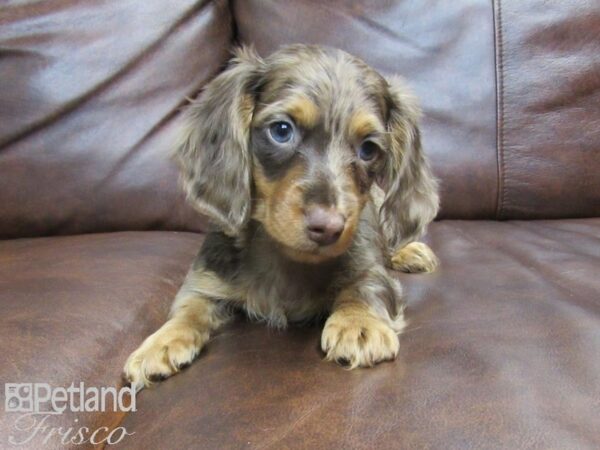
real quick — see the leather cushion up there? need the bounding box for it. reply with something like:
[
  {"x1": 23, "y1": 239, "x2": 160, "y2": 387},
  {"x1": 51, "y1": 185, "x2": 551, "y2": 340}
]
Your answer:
[
  {"x1": 233, "y1": 0, "x2": 499, "y2": 220},
  {"x1": 0, "y1": 231, "x2": 202, "y2": 447},
  {"x1": 114, "y1": 219, "x2": 600, "y2": 449},
  {"x1": 3, "y1": 221, "x2": 596, "y2": 448},
  {"x1": 0, "y1": 0, "x2": 231, "y2": 239},
  {"x1": 495, "y1": 0, "x2": 600, "y2": 218},
  {"x1": 233, "y1": 0, "x2": 600, "y2": 220}
]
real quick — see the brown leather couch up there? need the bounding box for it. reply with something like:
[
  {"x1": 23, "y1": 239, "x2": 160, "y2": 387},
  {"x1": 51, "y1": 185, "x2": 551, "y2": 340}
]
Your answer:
[{"x1": 1, "y1": 1, "x2": 599, "y2": 449}]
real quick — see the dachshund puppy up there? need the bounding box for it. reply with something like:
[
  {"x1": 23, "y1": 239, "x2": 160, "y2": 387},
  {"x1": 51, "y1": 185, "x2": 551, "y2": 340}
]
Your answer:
[{"x1": 124, "y1": 44, "x2": 439, "y2": 389}]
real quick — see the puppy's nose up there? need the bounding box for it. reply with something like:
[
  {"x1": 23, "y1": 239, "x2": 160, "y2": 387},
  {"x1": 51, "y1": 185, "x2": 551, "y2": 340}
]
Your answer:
[{"x1": 305, "y1": 206, "x2": 346, "y2": 246}]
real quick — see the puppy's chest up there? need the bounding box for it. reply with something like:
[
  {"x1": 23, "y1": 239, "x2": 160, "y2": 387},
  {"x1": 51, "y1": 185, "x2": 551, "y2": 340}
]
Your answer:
[
  {"x1": 240, "y1": 251, "x2": 342, "y2": 324},
  {"x1": 199, "y1": 230, "x2": 348, "y2": 324}
]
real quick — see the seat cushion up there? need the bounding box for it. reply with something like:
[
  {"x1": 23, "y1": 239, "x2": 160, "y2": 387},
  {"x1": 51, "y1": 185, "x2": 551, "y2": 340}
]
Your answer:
[
  {"x1": 115, "y1": 219, "x2": 600, "y2": 449},
  {"x1": 0, "y1": 231, "x2": 202, "y2": 447},
  {"x1": 1, "y1": 220, "x2": 599, "y2": 449}
]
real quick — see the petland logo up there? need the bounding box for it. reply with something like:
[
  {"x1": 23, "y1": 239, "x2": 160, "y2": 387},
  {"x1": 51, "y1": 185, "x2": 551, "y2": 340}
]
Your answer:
[{"x1": 4, "y1": 383, "x2": 136, "y2": 446}]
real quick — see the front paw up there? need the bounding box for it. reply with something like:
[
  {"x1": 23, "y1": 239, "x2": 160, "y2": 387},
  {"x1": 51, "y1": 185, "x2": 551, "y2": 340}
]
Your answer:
[
  {"x1": 123, "y1": 321, "x2": 207, "y2": 390},
  {"x1": 321, "y1": 311, "x2": 399, "y2": 369},
  {"x1": 391, "y1": 242, "x2": 439, "y2": 273}
]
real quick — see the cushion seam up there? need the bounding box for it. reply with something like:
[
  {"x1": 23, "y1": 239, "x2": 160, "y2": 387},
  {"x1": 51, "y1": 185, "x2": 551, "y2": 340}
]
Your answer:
[{"x1": 493, "y1": 0, "x2": 507, "y2": 219}]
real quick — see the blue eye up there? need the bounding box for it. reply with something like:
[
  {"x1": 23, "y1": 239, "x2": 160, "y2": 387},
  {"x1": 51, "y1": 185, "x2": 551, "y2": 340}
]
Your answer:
[
  {"x1": 358, "y1": 141, "x2": 380, "y2": 161},
  {"x1": 269, "y1": 121, "x2": 294, "y2": 143}
]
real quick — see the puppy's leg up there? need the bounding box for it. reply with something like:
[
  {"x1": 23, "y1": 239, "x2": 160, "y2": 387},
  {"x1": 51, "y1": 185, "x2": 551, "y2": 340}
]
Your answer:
[
  {"x1": 321, "y1": 270, "x2": 405, "y2": 368},
  {"x1": 391, "y1": 241, "x2": 439, "y2": 273},
  {"x1": 124, "y1": 270, "x2": 233, "y2": 390}
]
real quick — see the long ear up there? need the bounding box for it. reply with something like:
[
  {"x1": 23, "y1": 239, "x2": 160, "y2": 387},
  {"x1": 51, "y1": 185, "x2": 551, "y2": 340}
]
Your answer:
[
  {"x1": 379, "y1": 76, "x2": 439, "y2": 251},
  {"x1": 175, "y1": 47, "x2": 264, "y2": 236}
]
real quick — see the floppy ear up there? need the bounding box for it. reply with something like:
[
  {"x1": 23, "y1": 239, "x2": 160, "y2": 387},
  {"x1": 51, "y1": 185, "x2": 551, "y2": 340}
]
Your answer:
[
  {"x1": 379, "y1": 76, "x2": 439, "y2": 251},
  {"x1": 175, "y1": 47, "x2": 264, "y2": 236}
]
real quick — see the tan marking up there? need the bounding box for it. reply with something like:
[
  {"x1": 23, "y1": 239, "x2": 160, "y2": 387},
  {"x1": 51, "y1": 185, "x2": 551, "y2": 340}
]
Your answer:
[
  {"x1": 253, "y1": 94, "x2": 319, "y2": 129},
  {"x1": 178, "y1": 270, "x2": 241, "y2": 303},
  {"x1": 391, "y1": 242, "x2": 439, "y2": 273},
  {"x1": 252, "y1": 162, "x2": 308, "y2": 252},
  {"x1": 285, "y1": 95, "x2": 319, "y2": 129},
  {"x1": 123, "y1": 293, "x2": 220, "y2": 390},
  {"x1": 239, "y1": 93, "x2": 255, "y2": 129},
  {"x1": 321, "y1": 293, "x2": 400, "y2": 369},
  {"x1": 123, "y1": 269, "x2": 236, "y2": 390},
  {"x1": 348, "y1": 110, "x2": 384, "y2": 140}
]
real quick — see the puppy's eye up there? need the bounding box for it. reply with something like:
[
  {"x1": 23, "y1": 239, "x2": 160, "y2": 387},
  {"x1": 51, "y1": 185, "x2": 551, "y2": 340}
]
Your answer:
[
  {"x1": 269, "y1": 121, "x2": 294, "y2": 144},
  {"x1": 358, "y1": 141, "x2": 380, "y2": 161}
]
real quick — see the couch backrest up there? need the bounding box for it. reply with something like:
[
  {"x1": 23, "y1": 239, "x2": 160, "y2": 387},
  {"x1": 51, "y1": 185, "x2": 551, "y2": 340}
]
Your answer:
[
  {"x1": 0, "y1": 0, "x2": 231, "y2": 238},
  {"x1": 233, "y1": 0, "x2": 600, "y2": 220},
  {"x1": 1, "y1": 0, "x2": 598, "y2": 238}
]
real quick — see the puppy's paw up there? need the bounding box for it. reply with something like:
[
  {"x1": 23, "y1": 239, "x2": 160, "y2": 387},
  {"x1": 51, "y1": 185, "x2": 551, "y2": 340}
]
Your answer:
[
  {"x1": 391, "y1": 242, "x2": 439, "y2": 273},
  {"x1": 123, "y1": 321, "x2": 208, "y2": 390},
  {"x1": 321, "y1": 311, "x2": 399, "y2": 369}
]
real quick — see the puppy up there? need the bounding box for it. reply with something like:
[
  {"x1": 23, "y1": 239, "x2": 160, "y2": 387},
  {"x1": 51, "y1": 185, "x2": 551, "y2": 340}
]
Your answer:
[{"x1": 124, "y1": 44, "x2": 439, "y2": 389}]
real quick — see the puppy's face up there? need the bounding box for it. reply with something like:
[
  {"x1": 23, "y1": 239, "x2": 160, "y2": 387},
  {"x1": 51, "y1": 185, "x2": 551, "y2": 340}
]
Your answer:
[
  {"x1": 249, "y1": 49, "x2": 389, "y2": 262},
  {"x1": 176, "y1": 45, "x2": 438, "y2": 263}
]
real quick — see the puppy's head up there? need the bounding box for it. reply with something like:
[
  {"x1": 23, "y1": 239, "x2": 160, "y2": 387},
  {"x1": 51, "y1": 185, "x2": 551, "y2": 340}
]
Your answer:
[{"x1": 176, "y1": 45, "x2": 438, "y2": 263}]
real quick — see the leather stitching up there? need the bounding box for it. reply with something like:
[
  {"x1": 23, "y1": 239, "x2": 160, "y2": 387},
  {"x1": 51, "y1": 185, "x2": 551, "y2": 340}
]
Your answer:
[{"x1": 493, "y1": 0, "x2": 506, "y2": 219}]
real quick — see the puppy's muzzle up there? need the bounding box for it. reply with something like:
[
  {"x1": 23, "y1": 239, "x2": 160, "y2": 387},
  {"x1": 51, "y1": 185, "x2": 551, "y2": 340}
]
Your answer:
[{"x1": 305, "y1": 205, "x2": 346, "y2": 246}]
